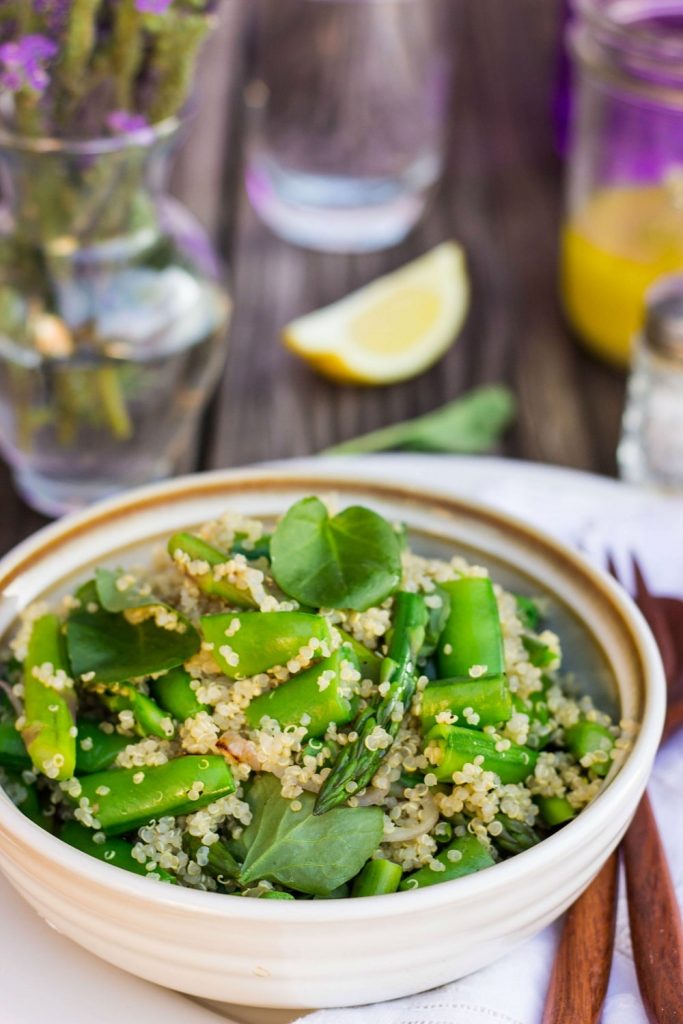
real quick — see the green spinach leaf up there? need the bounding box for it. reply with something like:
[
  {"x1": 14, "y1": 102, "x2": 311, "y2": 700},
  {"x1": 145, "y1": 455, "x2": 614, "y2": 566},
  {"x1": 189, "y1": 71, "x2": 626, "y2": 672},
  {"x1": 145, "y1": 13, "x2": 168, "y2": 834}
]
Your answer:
[
  {"x1": 95, "y1": 568, "x2": 158, "y2": 613},
  {"x1": 323, "y1": 385, "x2": 515, "y2": 455},
  {"x1": 270, "y1": 497, "x2": 401, "y2": 610},
  {"x1": 239, "y1": 774, "x2": 383, "y2": 896},
  {"x1": 66, "y1": 582, "x2": 200, "y2": 683}
]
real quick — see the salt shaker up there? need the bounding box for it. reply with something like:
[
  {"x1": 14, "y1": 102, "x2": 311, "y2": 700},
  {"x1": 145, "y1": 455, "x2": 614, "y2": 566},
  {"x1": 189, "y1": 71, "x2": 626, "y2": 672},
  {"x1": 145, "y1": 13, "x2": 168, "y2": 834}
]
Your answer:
[{"x1": 618, "y1": 276, "x2": 683, "y2": 489}]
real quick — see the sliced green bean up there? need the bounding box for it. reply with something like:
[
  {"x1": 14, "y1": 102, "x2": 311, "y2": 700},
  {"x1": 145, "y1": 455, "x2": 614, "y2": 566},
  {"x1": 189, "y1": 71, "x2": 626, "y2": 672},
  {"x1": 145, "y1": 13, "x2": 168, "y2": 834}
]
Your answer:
[
  {"x1": 336, "y1": 630, "x2": 382, "y2": 683},
  {"x1": 201, "y1": 611, "x2": 334, "y2": 679},
  {"x1": 399, "y1": 834, "x2": 495, "y2": 889},
  {"x1": 244, "y1": 648, "x2": 359, "y2": 738},
  {"x1": 536, "y1": 795, "x2": 576, "y2": 826},
  {"x1": 420, "y1": 674, "x2": 512, "y2": 732},
  {"x1": 168, "y1": 532, "x2": 258, "y2": 608},
  {"x1": 22, "y1": 614, "x2": 77, "y2": 780},
  {"x1": 437, "y1": 578, "x2": 504, "y2": 679},
  {"x1": 425, "y1": 724, "x2": 538, "y2": 784},
  {"x1": 150, "y1": 667, "x2": 208, "y2": 722},
  {"x1": 75, "y1": 755, "x2": 235, "y2": 834},
  {"x1": 60, "y1": 821, "x2": 175, "y2": 882},
  {"x1": 75, "y1": 720, "x2": 131, "y2": 774},
  {"x1": 352, "y1": 859, "x2": 402, "y2": 897},
  {"x1": 564, "y1": 720, "x2": 615, "y2": 777},
  {"x1": 86, "y1": 680, "x2": 174, "y2": 740}
]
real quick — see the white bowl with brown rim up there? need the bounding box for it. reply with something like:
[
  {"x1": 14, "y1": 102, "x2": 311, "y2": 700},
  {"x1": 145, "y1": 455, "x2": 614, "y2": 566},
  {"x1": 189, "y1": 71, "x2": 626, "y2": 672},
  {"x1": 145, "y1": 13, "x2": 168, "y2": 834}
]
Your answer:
[{"x1": 0, "y1": 466, "x2": 666, "y2": 1010}]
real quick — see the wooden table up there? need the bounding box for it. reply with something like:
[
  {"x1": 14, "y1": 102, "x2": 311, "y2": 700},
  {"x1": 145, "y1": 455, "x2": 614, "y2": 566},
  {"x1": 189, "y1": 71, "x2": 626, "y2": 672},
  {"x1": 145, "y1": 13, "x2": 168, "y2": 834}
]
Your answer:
[{"x1": 0, "y1": 0, "x2": 626, "y2": 555}]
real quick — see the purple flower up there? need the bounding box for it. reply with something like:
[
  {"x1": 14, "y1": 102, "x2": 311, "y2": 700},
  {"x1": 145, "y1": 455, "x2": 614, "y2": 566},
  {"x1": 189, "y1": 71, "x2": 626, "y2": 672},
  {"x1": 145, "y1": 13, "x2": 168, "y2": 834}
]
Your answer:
[
  {"x1": 0, "y1": 34, "x2": 58, "y2": 93},
  {"x1": 35, "y1": 0, "x2": 72, "y2": 34},
  {"x1": 107, "y1": 110, "x2": 151, "y2": 136},
  {"x1": 135, "y1": 0, "x2": 174, "y2": 12}
]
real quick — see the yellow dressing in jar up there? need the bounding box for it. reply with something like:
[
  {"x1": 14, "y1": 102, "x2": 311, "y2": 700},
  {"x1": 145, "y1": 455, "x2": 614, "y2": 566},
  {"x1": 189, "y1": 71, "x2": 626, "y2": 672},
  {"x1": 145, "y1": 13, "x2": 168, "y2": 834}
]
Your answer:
[{"x1": 561, "y1": 182, "x2": 683, "y2": 367}]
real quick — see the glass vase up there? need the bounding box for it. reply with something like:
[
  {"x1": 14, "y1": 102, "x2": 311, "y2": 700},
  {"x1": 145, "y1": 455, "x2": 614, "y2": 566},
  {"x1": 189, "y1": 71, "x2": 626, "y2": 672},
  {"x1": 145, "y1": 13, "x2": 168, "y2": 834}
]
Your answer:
[{"x1": 0, "y1": 118, "x2": 231, "y2": 516}]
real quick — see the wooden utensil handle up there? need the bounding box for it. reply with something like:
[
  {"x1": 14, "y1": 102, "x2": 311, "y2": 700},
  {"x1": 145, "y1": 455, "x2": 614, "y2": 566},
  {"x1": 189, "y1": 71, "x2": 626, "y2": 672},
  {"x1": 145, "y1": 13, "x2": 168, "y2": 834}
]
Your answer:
[
  {"x1": 542, "y1": 851, "x2": 619, "y2": 1024},
  {"x1": 623, "y1": 791, "x2": 683, "y2": 1024}
]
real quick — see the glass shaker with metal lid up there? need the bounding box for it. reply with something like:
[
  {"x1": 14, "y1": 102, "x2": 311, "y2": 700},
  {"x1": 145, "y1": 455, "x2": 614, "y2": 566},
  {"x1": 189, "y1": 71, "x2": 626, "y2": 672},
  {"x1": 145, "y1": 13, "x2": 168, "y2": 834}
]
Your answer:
[{"x1": 618, "y1": 275, "x2": 683, "y2": 488}]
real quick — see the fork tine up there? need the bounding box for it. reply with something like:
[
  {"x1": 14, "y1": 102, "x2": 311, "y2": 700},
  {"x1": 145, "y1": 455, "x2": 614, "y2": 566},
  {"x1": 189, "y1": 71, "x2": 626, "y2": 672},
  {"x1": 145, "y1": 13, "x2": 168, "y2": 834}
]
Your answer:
[
  {"x1": 630, "y1": 555, "x2": 678, "y2": 687},
  {"x1": 605, "y1": 552, "x2": 620, "y2": 582}
]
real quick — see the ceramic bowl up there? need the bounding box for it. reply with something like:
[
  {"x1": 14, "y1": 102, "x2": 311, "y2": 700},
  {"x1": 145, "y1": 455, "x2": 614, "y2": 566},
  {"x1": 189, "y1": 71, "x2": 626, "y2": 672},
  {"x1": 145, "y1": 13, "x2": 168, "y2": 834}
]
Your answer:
[{"x1": 0, "y1": 467, "x2": 665, "y2": 1010}]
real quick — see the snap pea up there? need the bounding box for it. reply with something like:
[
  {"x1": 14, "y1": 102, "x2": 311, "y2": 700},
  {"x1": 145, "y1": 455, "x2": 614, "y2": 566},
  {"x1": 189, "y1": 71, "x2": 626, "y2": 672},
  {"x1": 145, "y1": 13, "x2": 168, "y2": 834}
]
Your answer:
[
  {"x1": 0, "y1": 721, "x2": 31, "y2": 771},
  {"x1": 425, "y1": 724, "x2": 538, "y2": 784},
  {"x1": 536, "y1": 795, "x2": 576, "y2": 826},
  {"x1": 22, "y1": 614, "x2": 77, "y2": 781},
  {"x1": 564, "y1": 720, "x2": 615, "y2": 777},
  {"x1": 515, "y1": 595, "x2": 541, "y2": 631},
  {"x1": 150, "y1": 667, "x2": 208, "y2": 722},
  {"x1": 436, "y1": 578, "x2": 505, "y2": 679},
  {"x1": 85, "y1": 680, "x2": 174, "y2": 740},
  {"x1": 420, "y1": 674, "x2": 512, "y2": 732},
  {"x1": 522, "y1": 634, "x2": 559, "y2": 669},
  {"x1": 75, "y1": 755, "x2": 235, "y2": 834},
  {"x1": 60, "y1": 821, "x2": 175, "y2": 882},
  {"x1": 201, "y1": 611, "x2": 334, "y2": 679},
  {"x1": 231, "y1": 534, "x2": 271, "y2": 562},
  {"x1": 167, "y1": 532, "x2": 258, "y2": 608},
  {"x1": 420, "y1": 586, "x2": 451, "y2": 659},
  {"x1": 260, "y1": 890, "x2": 295, "y2": 900},
  {"x1": 336, "y1": 630, "x2": 382, "y2": 683},
  {"x1": 399, "y1": 834, "x2": 495, "y2": 889},
  {"x1": 75, "y1": 720, "x2": 131, "y2": 774},
  {"x1": 512, "y1": 678, "x2": 554, "y2": 750},
  {"x1": 244, "y1": 648, "x2": 359, "y2": 738},
  {"x1": 351, "y1": 858, "x2": 403, "y2": 897},
  {"x1": 183, "y1": 833, "x2": 240, "y2": 880}
]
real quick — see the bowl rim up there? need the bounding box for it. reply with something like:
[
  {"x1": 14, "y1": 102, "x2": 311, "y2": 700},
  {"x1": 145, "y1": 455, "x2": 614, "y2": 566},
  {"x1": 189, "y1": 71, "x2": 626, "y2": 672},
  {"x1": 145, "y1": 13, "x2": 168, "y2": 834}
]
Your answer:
[{"x1": 0, "y1": 465, "x2": 666, "y2": 921}]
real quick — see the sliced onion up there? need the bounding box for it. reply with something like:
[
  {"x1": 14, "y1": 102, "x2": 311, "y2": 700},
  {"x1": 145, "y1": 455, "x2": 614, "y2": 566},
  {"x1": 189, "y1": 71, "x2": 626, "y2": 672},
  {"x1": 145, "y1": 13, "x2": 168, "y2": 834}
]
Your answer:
[{"x1": 383, "y1": 794, "x2": 439, "y2": 843}]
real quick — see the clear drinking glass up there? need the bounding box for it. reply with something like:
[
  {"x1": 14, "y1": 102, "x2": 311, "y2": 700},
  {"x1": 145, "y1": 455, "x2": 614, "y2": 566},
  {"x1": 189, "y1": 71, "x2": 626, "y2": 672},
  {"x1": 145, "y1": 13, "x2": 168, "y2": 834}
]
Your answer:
[{"x1": 245, "y1": 0, "x2": 452, "y2": 253}]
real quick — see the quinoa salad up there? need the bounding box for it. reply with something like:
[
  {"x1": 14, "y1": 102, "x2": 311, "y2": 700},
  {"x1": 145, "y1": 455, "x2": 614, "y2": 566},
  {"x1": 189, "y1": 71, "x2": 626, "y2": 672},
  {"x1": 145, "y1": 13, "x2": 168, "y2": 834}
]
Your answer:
[{"x1": 0, "y1": 496, "x2": 636, "y2": 899}]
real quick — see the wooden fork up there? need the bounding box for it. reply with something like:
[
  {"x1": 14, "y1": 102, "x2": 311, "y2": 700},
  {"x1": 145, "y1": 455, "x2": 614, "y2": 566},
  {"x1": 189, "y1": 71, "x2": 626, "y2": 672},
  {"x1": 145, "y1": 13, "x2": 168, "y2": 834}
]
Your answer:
[{"x1": 542, "y1": 557, "x2": 683, "y2": 1024}]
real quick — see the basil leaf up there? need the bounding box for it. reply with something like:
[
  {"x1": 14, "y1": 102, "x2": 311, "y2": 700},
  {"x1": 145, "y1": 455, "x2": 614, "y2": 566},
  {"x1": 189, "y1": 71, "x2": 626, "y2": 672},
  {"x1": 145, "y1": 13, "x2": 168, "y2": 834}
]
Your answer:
[
  {"x1": 66, "y1": 582, "x2": 200, "y2": 684},
  {"x1": 239, "y1": 774, "x2": 383, "y2": 896},
  {"x1": 270, "y1": 497, "x2": 402, "y2": 611},
  {"x1": 95, "y1": 568, "x2": 158, "y2": 613}
]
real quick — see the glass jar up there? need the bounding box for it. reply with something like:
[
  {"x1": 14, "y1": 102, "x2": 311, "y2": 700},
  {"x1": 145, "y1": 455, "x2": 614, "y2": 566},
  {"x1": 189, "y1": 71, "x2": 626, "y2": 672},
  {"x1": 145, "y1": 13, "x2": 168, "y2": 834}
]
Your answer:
[
  {"x1": 0, "y1": 118, "x2": 231, "y2": 516},
  {"x1": 560, "y1": 1, "x2": 683, "y2": 368},
  {"x1": 618, "y1": 274, "x2": 683, "y2": 488}
]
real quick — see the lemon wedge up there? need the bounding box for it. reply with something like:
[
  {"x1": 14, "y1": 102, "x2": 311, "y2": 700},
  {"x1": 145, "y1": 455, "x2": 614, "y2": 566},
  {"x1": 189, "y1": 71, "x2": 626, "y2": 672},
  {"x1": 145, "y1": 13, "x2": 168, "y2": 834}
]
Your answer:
[{"x1": 283, "y1": 241, "x2": 469, "y2": 384}]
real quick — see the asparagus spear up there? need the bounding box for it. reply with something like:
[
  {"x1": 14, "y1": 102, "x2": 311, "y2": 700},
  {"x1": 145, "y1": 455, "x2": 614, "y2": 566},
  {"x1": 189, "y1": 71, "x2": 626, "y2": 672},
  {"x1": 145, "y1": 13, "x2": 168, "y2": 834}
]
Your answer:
[{"x1": 314, "y1": 592, "x2": 428, "y2": 816}]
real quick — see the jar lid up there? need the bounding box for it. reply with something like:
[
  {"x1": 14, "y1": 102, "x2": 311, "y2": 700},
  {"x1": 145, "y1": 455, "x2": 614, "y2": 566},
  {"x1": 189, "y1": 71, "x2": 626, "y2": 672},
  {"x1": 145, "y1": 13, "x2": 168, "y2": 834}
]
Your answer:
[{"x1": 644, "y1": 275, "x2": 683, "y2": 360}]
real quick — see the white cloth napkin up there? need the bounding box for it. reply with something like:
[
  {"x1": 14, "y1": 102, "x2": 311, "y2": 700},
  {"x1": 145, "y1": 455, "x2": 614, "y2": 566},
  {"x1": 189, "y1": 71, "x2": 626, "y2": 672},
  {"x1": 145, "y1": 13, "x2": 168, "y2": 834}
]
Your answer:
[{"x1": 2, "y1": 455, "x2": 682, "y2": 1024}]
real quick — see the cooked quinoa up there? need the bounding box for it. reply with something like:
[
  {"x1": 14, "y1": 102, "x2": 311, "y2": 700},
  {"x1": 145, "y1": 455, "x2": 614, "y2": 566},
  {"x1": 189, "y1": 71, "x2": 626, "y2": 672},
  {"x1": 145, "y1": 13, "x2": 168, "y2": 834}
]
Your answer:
[{"x1": 0, "y1": 498, "x2": 635, "y2": 899}]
